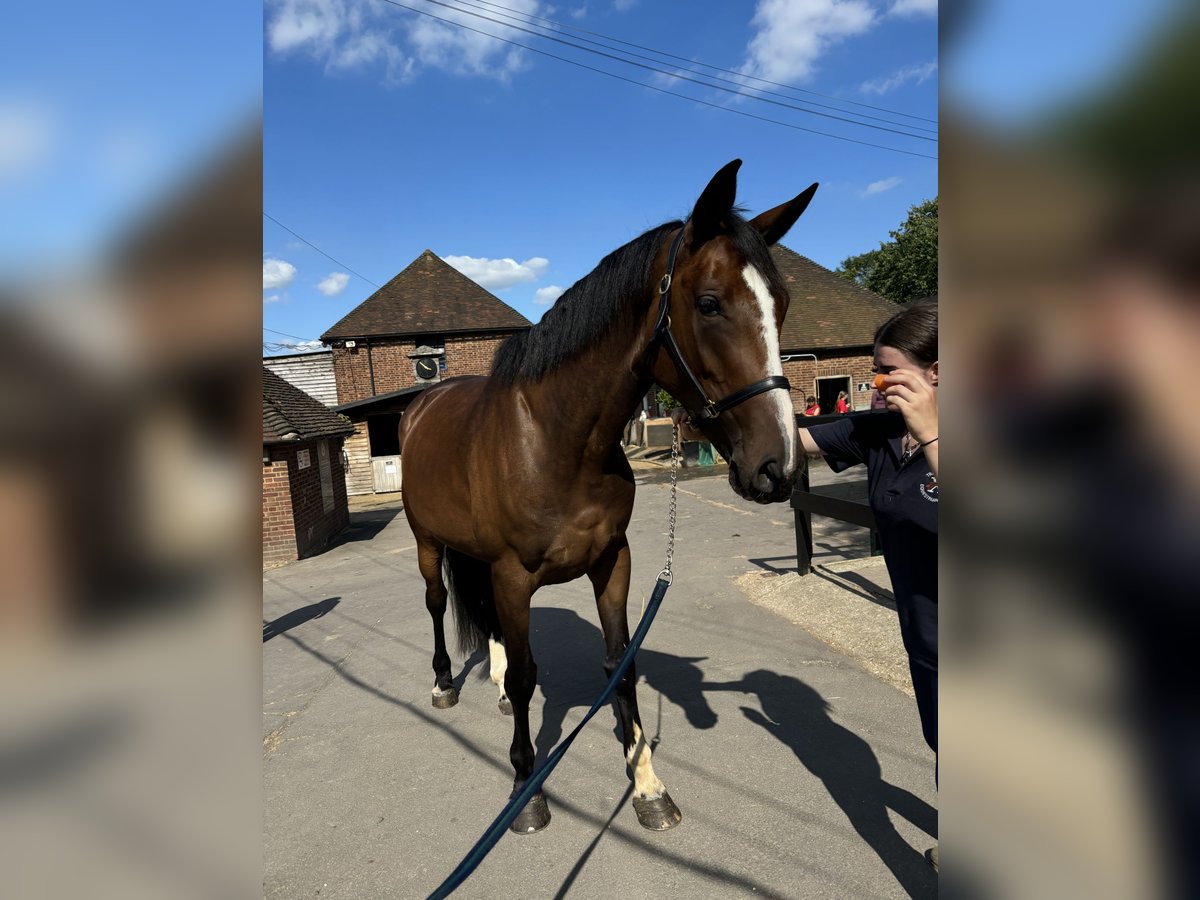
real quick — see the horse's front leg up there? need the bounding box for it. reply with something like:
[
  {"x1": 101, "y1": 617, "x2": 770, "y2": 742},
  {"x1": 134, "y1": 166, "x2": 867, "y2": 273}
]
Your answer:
[
  {"x1": 589, "y1": 537, "x2": 681, "y2": 830},
  {"x1": 492, "y1": 566, "x2": 550, "y2": 834}
]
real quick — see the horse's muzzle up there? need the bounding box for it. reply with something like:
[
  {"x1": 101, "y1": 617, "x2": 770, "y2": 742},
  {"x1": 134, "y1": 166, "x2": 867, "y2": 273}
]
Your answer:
[{"x1": 729, "y1": 458, "x2": 794, "y2": 504}]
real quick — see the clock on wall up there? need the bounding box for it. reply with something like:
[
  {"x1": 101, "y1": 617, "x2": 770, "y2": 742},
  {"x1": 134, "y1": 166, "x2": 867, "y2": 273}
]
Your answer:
[{"x1": 414, "y1": 357, "x2": 439, "y2": 380}]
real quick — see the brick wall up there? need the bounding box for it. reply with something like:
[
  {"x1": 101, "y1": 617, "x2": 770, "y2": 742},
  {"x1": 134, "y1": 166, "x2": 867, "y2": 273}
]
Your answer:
[
  {"x1": 332, "y1": 332, "x2": 518, "y2": 404},
  {"x1": 262, "y1": 437, "x2": 350, "y2": 566},
  {"x1": 262, "y1": 453, "x2": 297, "y2": 565},
  {"x1": 781, "y1": 349, "x2": 876, "y2": 412}
]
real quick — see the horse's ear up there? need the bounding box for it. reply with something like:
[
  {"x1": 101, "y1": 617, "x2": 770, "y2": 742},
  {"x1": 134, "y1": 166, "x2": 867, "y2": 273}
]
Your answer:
[
  {"x1": 749, "y1": 182, "x2": 819, "y2": 246},
  {"x1": 689, "y1": 159, "x2": 742, "y2": 248}
]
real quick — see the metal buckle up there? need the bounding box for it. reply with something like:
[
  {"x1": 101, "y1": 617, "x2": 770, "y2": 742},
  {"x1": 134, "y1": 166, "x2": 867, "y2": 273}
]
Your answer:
[{"x1": 659, "y1": 273, "x2": 671, "y2": 295}]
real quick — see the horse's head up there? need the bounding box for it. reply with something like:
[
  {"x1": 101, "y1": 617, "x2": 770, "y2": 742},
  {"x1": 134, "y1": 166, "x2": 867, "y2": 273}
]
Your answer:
[{"x1": 648, "y1": 160, "x2": 818, "y2": 504}]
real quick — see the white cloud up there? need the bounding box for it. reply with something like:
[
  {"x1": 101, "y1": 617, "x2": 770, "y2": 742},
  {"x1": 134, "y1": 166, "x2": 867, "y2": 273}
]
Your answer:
[
  {"x1": 739, "y1": 0, "x2": 876, "y2": 84},
  {"x1": 406, "y1": 2, "x2": 534, "y2": 81},
  {"x1": 264, "y1": 294, "x2": 282, "y2": 304},
  {"x1": 263, "y1": 258, "x2": 297, "y2": 290},
  {"x1": 613, "y1": 0, "x2": 636, "y2": 10},
  {"x1": 862, "y1": 176, "x2": 902, "y2": 196},
  {"x1": 316, "y1": 271, "x2": 351, "y2": 296},
  {"x1": 569, "y1": 6, "x2": 588, "y2": 19},
  {"x1": 443, "y1": 254, "x2": 550, "y2": 290},
  {"x1": 0, "y1": 103, "x2": 54, "y2": 180},
  {"x1": 266, "y1": 0, "x2": 539, "y2": 83},
  {"x1": 534, "y1": 285, "x2": 565, "y2": 305},
  {"x1": 274, "y1": 339, "x2": 325, "y2": 353},
  {"x1": 860, "y1": 59, "x2": 938, "y2": 95},
  {"x1": 889, "y1": 0, "x2": 937, "y2": 16}
]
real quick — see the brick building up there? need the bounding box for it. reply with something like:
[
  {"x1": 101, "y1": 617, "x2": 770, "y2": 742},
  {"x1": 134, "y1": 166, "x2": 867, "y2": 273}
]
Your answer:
[
  {"x1": 263, "y1": 367, "x2": 355, "y2": 566},
  {"x1": 319, "y1": 249, "x2": 531, "y2": 495},
  {"x1": 772, "y1": 245, "x2": 899, "y2": 413}
]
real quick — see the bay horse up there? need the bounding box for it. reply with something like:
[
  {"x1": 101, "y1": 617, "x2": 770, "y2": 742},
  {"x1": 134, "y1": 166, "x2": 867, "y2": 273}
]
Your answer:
[{"x1": 400, "y1": 160, "x2": 818, "y2": 833}]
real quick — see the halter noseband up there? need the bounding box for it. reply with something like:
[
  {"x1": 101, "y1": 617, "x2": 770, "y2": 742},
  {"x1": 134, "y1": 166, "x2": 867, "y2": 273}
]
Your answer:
[{"x1": 649, "y1": 224, "x2": 792, "y2": 423}]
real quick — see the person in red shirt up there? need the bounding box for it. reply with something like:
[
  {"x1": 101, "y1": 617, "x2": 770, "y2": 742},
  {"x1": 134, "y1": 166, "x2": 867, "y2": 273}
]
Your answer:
[
  {"x1": 835, "y1": 390, "x2": 850, "y2": 414},
  {"x1": 803, "y1": 396, "x2": 821, "y2": 416}
]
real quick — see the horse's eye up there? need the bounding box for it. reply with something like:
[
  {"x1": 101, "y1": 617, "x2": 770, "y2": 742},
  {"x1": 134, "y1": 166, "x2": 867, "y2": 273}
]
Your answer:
[{"x1": 697, "y1": 295, "x2": 720, "y2": 317}]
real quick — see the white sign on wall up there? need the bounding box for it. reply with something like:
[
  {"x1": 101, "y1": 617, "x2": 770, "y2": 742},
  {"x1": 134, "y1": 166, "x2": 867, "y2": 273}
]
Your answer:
[{"x1": 297, "y1": 449, "x2": 311, "y2": 469}]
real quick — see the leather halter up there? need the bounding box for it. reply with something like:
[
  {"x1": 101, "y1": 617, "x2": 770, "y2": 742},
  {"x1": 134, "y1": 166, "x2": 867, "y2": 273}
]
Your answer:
[{"x1": 648, "y1": 224, "x2": 792, "y2": 423}]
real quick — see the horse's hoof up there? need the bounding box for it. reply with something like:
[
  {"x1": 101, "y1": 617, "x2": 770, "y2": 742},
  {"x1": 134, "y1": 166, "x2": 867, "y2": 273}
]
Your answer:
[
  {"x1": 509, "y1": 792, "x2": 551, "y2": 834},
  {"x1": 431, "y1": 687, "x2": 458, "y2": 709},
  {"x1": 498, "y1": 696, "x2": 513, "y2": 716},
  {"x1": 633, "y1": 792, "x2": 682, "y2": 831}
]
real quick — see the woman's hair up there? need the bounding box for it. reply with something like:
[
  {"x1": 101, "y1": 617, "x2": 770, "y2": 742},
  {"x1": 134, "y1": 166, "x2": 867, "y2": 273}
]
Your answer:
[
  {"x1": 805, "y1": 396, "x2": 816, "y2": 404},
  {"x1": 837, "y1": 390, "x2": 848, "y2": 399},
  {"x1": 874, "y1": 296, "x2": 938, "y2": 367}
]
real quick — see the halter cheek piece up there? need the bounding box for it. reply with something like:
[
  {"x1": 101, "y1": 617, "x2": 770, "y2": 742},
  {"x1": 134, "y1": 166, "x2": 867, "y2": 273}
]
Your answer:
[{"x1": 648, "y1": 224, "x2": 791, "y2": 424}]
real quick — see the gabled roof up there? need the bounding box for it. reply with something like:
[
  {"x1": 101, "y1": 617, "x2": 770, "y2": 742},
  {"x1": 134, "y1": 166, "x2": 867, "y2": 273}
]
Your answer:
[
  {"x1": 321, "y1": 250, "x2": 532, "y2": 341},
  {"x1": 771, "y1": 245, "x2": 898, "y2": 352},
  {"x1": 263, "y1": 367, "x2": 355, "y2": 444}
]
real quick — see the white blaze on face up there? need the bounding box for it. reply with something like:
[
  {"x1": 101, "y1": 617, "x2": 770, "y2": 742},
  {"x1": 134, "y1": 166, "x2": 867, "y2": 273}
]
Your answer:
[{"x1": 741, "y1": 264, "x2": 798, "y2": 474}]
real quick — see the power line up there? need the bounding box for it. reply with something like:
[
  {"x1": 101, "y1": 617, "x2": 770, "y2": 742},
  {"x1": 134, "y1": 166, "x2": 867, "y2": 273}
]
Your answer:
[
  {"x1": 405, "y1": 0, "x2": 934, "y2": 143},
  {"x1": 263, "y1": 326, "x2": 322, "y2": 343},
  {"x1": 263, "y1": 212, "x2": 381, "y2": 288},
  {"x1": 469, "y1": 0, "x2": 937, "y2": 126},
  {"x1": 378, "y1": 0, "x2": 937, "y2": 160},
  {"x1": 461, "y1": 0, "x2": 938, "y2": 132}
]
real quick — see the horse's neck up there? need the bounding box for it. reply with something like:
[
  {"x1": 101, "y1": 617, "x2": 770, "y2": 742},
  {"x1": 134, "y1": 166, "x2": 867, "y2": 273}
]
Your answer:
[{"x1": 524, "y1": 309, "x2": 652, "y2": 463}]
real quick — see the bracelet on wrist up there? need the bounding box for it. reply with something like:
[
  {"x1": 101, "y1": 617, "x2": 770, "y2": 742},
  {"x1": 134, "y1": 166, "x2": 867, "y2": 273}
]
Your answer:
[{"x1": 919, "y1": 436, "x2": 938, "y2": 447}]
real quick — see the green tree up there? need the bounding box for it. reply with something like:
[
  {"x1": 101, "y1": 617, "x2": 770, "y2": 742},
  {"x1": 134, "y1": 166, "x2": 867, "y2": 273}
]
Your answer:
[{"x1": 837, "y1": 198, "x2": 937, "y2": 303}]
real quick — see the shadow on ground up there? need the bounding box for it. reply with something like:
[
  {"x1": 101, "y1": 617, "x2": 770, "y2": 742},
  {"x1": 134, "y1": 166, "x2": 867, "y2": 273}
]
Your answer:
[
  {"x1": 705, "y1": 670, "x2": 937, "y2": 899},
  {"x1": 273, "y1": 619, "x2": 788, "y2": 898},
  {"x1": 526, "y1": 607, "x2": 717, "y2": 767},
  {"x1": 263, "y1": 597, "x2": 341, "y2": 642},
  {"x1": 334, "y1": 508, "x2": 400, "y2": 546},
  {"x1": 521, "y1": 607, "x2": 935, "y2": 898}
]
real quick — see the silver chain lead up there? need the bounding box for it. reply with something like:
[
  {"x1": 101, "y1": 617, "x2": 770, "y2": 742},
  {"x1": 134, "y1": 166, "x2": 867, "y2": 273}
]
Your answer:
[{"x1": 658, "y1": 422, "x2": 680, "y2": 584}]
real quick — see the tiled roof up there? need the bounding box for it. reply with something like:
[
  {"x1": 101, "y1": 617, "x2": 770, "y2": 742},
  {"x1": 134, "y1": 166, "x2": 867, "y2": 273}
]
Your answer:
[
  {"x1": 772, "y1": 245, "x2": 899, "y2": 352},
  {"x1": 321, "y1": 250, "x2": 532, "y2": 341},
  {"x1": 263, "y1": 367, "x2": 355, "y2": 443}
]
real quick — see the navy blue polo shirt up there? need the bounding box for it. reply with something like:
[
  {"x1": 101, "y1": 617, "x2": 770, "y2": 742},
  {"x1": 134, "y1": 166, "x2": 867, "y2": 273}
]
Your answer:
[{"x1": 808, "y1": 412, "x2": 938, "y2": 671}]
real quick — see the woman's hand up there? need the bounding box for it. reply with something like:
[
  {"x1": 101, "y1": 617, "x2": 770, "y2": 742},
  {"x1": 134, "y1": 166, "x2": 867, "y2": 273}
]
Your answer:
[{"x1": 882, "y1": 371, "x2": 938, "y2": 445}]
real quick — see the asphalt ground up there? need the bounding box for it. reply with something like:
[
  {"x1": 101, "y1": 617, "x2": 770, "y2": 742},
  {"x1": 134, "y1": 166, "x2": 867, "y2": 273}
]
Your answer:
[{"x1": 263, "y1": 466, "x2": 937, "y2": 899}]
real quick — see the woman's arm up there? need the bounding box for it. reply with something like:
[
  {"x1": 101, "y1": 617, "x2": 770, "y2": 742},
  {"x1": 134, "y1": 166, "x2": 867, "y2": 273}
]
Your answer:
[{"x1": 798, "y1": 427, "x2": 824, "y2": 458}]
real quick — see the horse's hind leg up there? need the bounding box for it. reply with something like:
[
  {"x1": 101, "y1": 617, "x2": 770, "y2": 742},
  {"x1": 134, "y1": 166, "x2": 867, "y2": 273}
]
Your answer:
[
  {"x1": 415, "y1": 536, "x2": 457, "y2": 709},
  {"x1": 489, "y1": 638, "x2": 512, "y2": 715},
  {"x1": 590, "y1": 537, "x2": 681, "y2": 831}
]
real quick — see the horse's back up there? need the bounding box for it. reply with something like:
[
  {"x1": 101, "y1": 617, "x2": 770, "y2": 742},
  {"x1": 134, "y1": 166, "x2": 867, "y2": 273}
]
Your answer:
[{"x1": 399, "y1": 375, "x2": 486, "y2": 451}]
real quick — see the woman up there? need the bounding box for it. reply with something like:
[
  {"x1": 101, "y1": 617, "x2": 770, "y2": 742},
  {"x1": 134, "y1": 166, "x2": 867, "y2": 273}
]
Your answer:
[
  {"x1": 799, "y1": 297, "x2": 938, "y2": 768},
  {"x1": 803, "y1": 396, "x2": 821, "y2": 416},
  {"x1": 835, "y1": 390, "x2": 850, "y2": 414}
]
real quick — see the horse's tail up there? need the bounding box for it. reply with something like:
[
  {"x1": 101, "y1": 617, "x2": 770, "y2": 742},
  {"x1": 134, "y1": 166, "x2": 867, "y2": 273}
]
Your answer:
[{"x1": 443, "y1": 548, "x2": 500, "y2": 658}]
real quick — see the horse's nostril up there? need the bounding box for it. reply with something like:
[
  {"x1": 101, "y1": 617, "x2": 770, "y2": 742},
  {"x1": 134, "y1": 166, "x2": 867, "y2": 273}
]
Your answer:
[{"x1": 754, "y1": 459, "x2": 782, "y2": 493}]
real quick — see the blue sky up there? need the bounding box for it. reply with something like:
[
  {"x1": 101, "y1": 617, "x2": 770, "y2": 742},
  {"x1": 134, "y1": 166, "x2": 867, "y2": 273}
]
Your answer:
[
  {"x1": 262, "y1": 0, "x2": 939, "y2": 351},
  {"x1": 1, "y1": 1, "x2": 261, "y2": 275}
]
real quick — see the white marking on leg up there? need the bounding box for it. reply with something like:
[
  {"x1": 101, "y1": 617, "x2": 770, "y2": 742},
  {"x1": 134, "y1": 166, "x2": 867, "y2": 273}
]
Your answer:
[
  {"x1": 741, "y1": 264, "x2": 798, "y2": 476},
  {"x1": 489, "y1": 638, "x2": 508, "y2": 701},
  {"x1": 626, "y1": 722, "x2": 666, "y2": 799}
]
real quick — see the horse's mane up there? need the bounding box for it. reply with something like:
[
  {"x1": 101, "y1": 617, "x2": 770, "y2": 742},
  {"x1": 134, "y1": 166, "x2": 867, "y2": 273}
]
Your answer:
[
  {"x1": 490, "y1": 211, "x2": 785, "y2": 385},
  {"x1": 490, "y1": 221, "x2": 680, "y2": 385}
]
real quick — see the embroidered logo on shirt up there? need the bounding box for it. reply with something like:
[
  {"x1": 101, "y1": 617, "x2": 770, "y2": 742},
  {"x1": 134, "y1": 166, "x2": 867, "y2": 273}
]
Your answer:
[{"x1": 919, "y1": 472, "x2": 938, "y2": 503}]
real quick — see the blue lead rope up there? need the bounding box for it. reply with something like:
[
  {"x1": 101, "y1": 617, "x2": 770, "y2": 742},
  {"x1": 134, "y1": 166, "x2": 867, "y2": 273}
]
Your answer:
[{"x1": 427, "y1": 575, "x2": 673, "y2": 900}]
